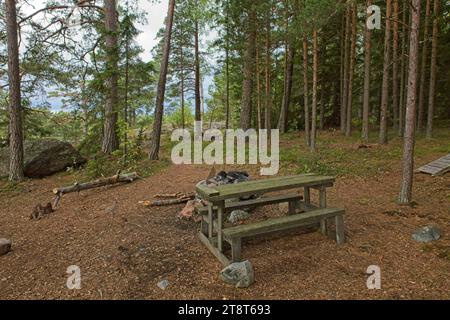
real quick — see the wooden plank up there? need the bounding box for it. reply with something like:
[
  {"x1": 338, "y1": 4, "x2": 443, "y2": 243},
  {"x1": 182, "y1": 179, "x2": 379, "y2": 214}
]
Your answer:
[
  {"x1": 196, "y1": 193, "x2": 303, "y2": 215},
  {"x1": 196, "y1": 183, "x2": 220, "y2": 200},
  {"x1": 230, "y1": 238, "x2": 242, "y2": 263},
  {"x1": 335, "y1": 215, "x2": 345, "y2": 245},
  {"x1": 197, "y1": 175, "x2": 335, "y2": 201},
  {"x1": 304, "y1": 187, "x2": 311, "y2": 205},
  {"x1": 207, "y1": 205, "x2": 213, "y2": 239},
  {"x1": 417, "y1": 154, "x2": 450, "y2": 176},
  {"x1": 217, "y1": 201, "x2": 225, "y2": 252},
  {"x1": 198, "y1": 232, "x2": 230, "y2": 266},
  {"x1": 223, "y1": 208, "x2": 345, "y2": 240},
  {"x1": 319, "y1": 186, "x2": 327, "y2": 235}
]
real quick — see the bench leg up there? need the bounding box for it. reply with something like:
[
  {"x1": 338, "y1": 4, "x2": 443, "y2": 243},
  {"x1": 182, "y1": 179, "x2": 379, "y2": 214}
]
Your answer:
[
  {"x1": 217, "y1": 202, "x2": 225, "y2": 252},
  {"x1": 201, "y1": 218, "x2": 208, "y2": 236},
  {"x1": 304, "y1": 187, "x2": 311, "y2": 205},
  {"x1": 319, "y1": 186, "x2": 327, "y2": 235},
  {"x1": 231, "y1": 238, "x2": 242, "y2": 263},
  {"x1": 208, "y1": 205, "x2": 213, "y2": 240},
  {"x1": 335, "y1": 215, "x2": 345, "y2": 245},
  {"x1": 288, "y1": 199, "x2": 300, "y2": 215}
]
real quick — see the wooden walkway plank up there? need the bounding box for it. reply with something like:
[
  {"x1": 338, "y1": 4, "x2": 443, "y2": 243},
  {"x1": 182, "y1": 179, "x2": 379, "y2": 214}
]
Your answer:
[{"x1": 416, "y1": 154, "x2": 450, "y2": 176}]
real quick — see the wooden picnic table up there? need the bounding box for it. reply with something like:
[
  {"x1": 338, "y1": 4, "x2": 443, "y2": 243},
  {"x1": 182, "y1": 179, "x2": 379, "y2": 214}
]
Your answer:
[{"x1": 196, "y1": 174, "x2": 345, "y2": 266}]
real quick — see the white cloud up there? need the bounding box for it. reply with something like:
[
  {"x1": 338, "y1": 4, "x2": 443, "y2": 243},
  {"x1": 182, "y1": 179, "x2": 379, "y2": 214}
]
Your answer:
[{"x1": 136, "y1": 0, "x2": 169, "y2": 60}]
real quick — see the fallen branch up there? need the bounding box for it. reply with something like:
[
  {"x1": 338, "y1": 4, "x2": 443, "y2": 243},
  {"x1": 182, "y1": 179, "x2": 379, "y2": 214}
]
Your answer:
[
  {"x1": 139, "y1": 193, "x2": 195, "y2": 207},
  {"x1": 53, "y1": 172, "x2": 140, "y2": 208}
]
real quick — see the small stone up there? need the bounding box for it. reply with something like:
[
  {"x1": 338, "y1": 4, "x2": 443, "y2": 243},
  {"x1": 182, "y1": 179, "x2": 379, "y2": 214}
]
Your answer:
[
  {"x1": 0, "y1": 238, "x2": 12, "y2": 256},
  {"x1": 157, "y1": 279, "x2": 169, "y2": 290},
  {"x1": 220, "y1": 260, "x2": 254, "y2": 288},
  {"x1": 412, "y1": 225, "x2": 441, "y2": 243},
  {"x1": 228, "y1": 210, "x2": 249, "y2": 224}
]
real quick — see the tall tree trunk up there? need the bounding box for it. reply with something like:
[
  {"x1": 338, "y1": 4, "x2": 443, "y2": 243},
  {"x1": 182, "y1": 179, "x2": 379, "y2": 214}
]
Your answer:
[
  {"x1": 225, "y1": 0, "x2": 230, "y2": 130},
  {"x1": 240, "y1": 6, "x2": 256, "y2": 130},
  {"x1": 256, "y1": 27, "x2": 262, "y2": 130},
  {"x1": 279, "y1": 44, "x2": 294, "y2": 133},
  {"x1": 319, "y1": 78, "x2": 325, "y2": 130},
  {"x1": 194, "y1": 16, "x2": 201, "y2": 122},
  {"x1": 362, "y1": 0, "x2": 372, "y2": 142},
  {"x1": 5, "y1": 0, "x2": 23, "y2": 181},
  {"x1": 264, "y1": 10, "x2": 272, "y2": 130},
  {"x1": 180, "y1": 40, "x2": 185, "y2": 129},
  {"x1": 339, "y1": 13, "x2": 345, "y2": 129},
  {"x1": 303, "y1": 36, "x2": 310, "y2": 146},
  {"x1": 102, "y1": 0, "x2": 119, "y2": 154},
  {"x1": 81, "y1": 78, "x2": 89, "y2": 138},
  {"x1": 417, "y1": 0, "x2": 431, "y2": 131},
  {"x1": 310, "y1": 27, "x2": 318, "y2": 152},
  {"x1": 398, "y1": 0, "x2": 408, "y2": 137},
  {"x1": 379, "y1": 0, "x2": 392, "y2": 145},
  {"x1": 392, "y1": 0, "x2": 399, "y2": 133},
  {"x1": 399, "y1": 0, "x2": 421, "y2": 204},
  {"x1": 426, "y1": 0, "x2": 439, "y2": 139},
  {"x1": 346, "y1": 4, "x2": 356, "y2": 137},
  {"x1": 149, "y1": 0, "x2": 175, "y2": 160},
  {"x1": 124, "y1": 24, "x2": 130, "y2": 157},
  {"x1": 341, "y1": 6, "x2": 351, "y2": 134}
]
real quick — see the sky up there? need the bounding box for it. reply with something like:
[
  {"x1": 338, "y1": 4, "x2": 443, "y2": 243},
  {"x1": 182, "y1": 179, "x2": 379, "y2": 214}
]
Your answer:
[{"x1": 23, "y1": 0, "x2": 197, "y2": 111}]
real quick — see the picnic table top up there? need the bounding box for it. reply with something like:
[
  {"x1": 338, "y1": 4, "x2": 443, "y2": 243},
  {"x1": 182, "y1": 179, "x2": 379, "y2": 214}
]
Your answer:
[{"x1": 196, "y1": 174, "x2": 335, "y2": 202}]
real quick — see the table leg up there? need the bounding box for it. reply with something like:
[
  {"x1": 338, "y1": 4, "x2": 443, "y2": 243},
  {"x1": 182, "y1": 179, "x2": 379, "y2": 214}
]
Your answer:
[
  {"x1": 319, "y1": 186, "x2": 327, "y2": 235},
  {"x1": 304, "y1": 187, "x2": 311, "y2": 205},
  {"x1": 217, "y1": 201, "x2": 225, "y2": 252},
  {"x1": 207, "y1": 203, "x2": 213, "y2": 240}
]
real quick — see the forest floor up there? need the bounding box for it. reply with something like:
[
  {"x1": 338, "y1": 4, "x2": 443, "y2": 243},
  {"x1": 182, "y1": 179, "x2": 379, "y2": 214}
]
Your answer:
[{"x1": 0, "y1": 128, "x2": 450, "y2": 300}]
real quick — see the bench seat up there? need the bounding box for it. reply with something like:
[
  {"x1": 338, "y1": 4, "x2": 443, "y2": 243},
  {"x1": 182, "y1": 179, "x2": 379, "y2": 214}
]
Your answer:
[{"x1": 222, "y1": 207, "x2": 345, "y2": 262}]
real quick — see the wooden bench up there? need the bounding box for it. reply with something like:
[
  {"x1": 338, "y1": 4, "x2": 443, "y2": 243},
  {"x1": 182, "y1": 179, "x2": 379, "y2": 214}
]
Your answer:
[{"x1": 222, "y1": 207, "x2": 345, "y2": 263}]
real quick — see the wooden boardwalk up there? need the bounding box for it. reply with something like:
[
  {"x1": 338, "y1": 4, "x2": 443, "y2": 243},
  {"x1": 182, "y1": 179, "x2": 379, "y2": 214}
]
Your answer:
[{"x1": 416, "y1": 154, "x2": 450, "y2": 176}]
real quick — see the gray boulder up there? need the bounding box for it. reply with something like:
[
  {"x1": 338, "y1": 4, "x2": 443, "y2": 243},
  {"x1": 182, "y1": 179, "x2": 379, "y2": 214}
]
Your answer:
[
  {"x1": 0, "y1": 139, "x2": 86, "y2": 178},
  {"x1": 220, "y1": 260, "x2": 254, "y2": 288},
  {"x1": 228, "y1": 210, "x2": 250, "y2": 224},
  {"x1": 0, "y1": 238, "x2": 11, "y2": 256},
  {"x1": 412, "y1": 225, "x2": 441, "y2": 243}
]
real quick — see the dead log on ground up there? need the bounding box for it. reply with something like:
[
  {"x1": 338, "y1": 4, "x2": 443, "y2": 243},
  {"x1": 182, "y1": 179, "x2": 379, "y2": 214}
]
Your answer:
[
  {"x1": 139, "y1": 193, "x2": 195, "y2": 207},
  {"x1": 53, "y1": 172, "x2": 140, "y2": 208}
]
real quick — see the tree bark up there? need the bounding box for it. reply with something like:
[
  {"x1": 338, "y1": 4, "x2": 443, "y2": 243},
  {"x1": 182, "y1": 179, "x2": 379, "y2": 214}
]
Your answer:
[
  {"x1": 341, "y1": 6, "x2": 351, "y2": 134},
  {"x1": 362, "y1": 0, "x2": 372, "y2": 142},
  {"x1": 279, "y1": 43, "x2": 294, "y2": 133},
  {"x1": 180, "y1": 39, "x2": 185, "y2": 129},
  {"x1": 339, "y1": 13, "x2": 345, "y2": 129},
  {"x1": 264, "y1": 11, "x2": 272, "y2": 130},
  {"x1": 149, "y1": 0, "x2": 175, "y2": 160},
  {"x1": 399, "y1": 0, "x2": 421, "y2": 205},
  {"x1": 303, "y1": 36, "x2": 310, "y2": 146},
  {"x1": 392, "y1": 0, "x2": 399, "y2": 133},
  {"x1": 225, "y1": 0, "x2": 230, "y2": 130},
  {"x1": 398, "y1": 0, "x2": 408, "y2": 137},
  {"x1": 194, "y1": 15, "x2": 201, "y2": 122},
  {"x1": 379, "y1": 0, "x2": 392, "y2": 145},
  {"x1": 5, "y1": 0, "x2": 24, "y2": 181},
  {"x1": 346, "y1": 4, "x2": 356, "y2": 137},
  {"x1": 102, "y1": 0, "x2": 119, "y2": 154},
  {"x1": 426, "y1": 0, "x2": 439, "y2": 139},
  {"x1": 239, "y1": 6, "x2": 256, "y2": 130},
  {"x1": 124, "y1": 19, "x2": 130, "y2": 157},
  {"x1": 310, "y1": 27, "x2": 318, "y2": 152},
  {"x1": 417, "y1": 0, "x2": 431, "y2": 131},
  {"x1": 256, "y1": 26, "x2": 262, "y2": 130}
]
